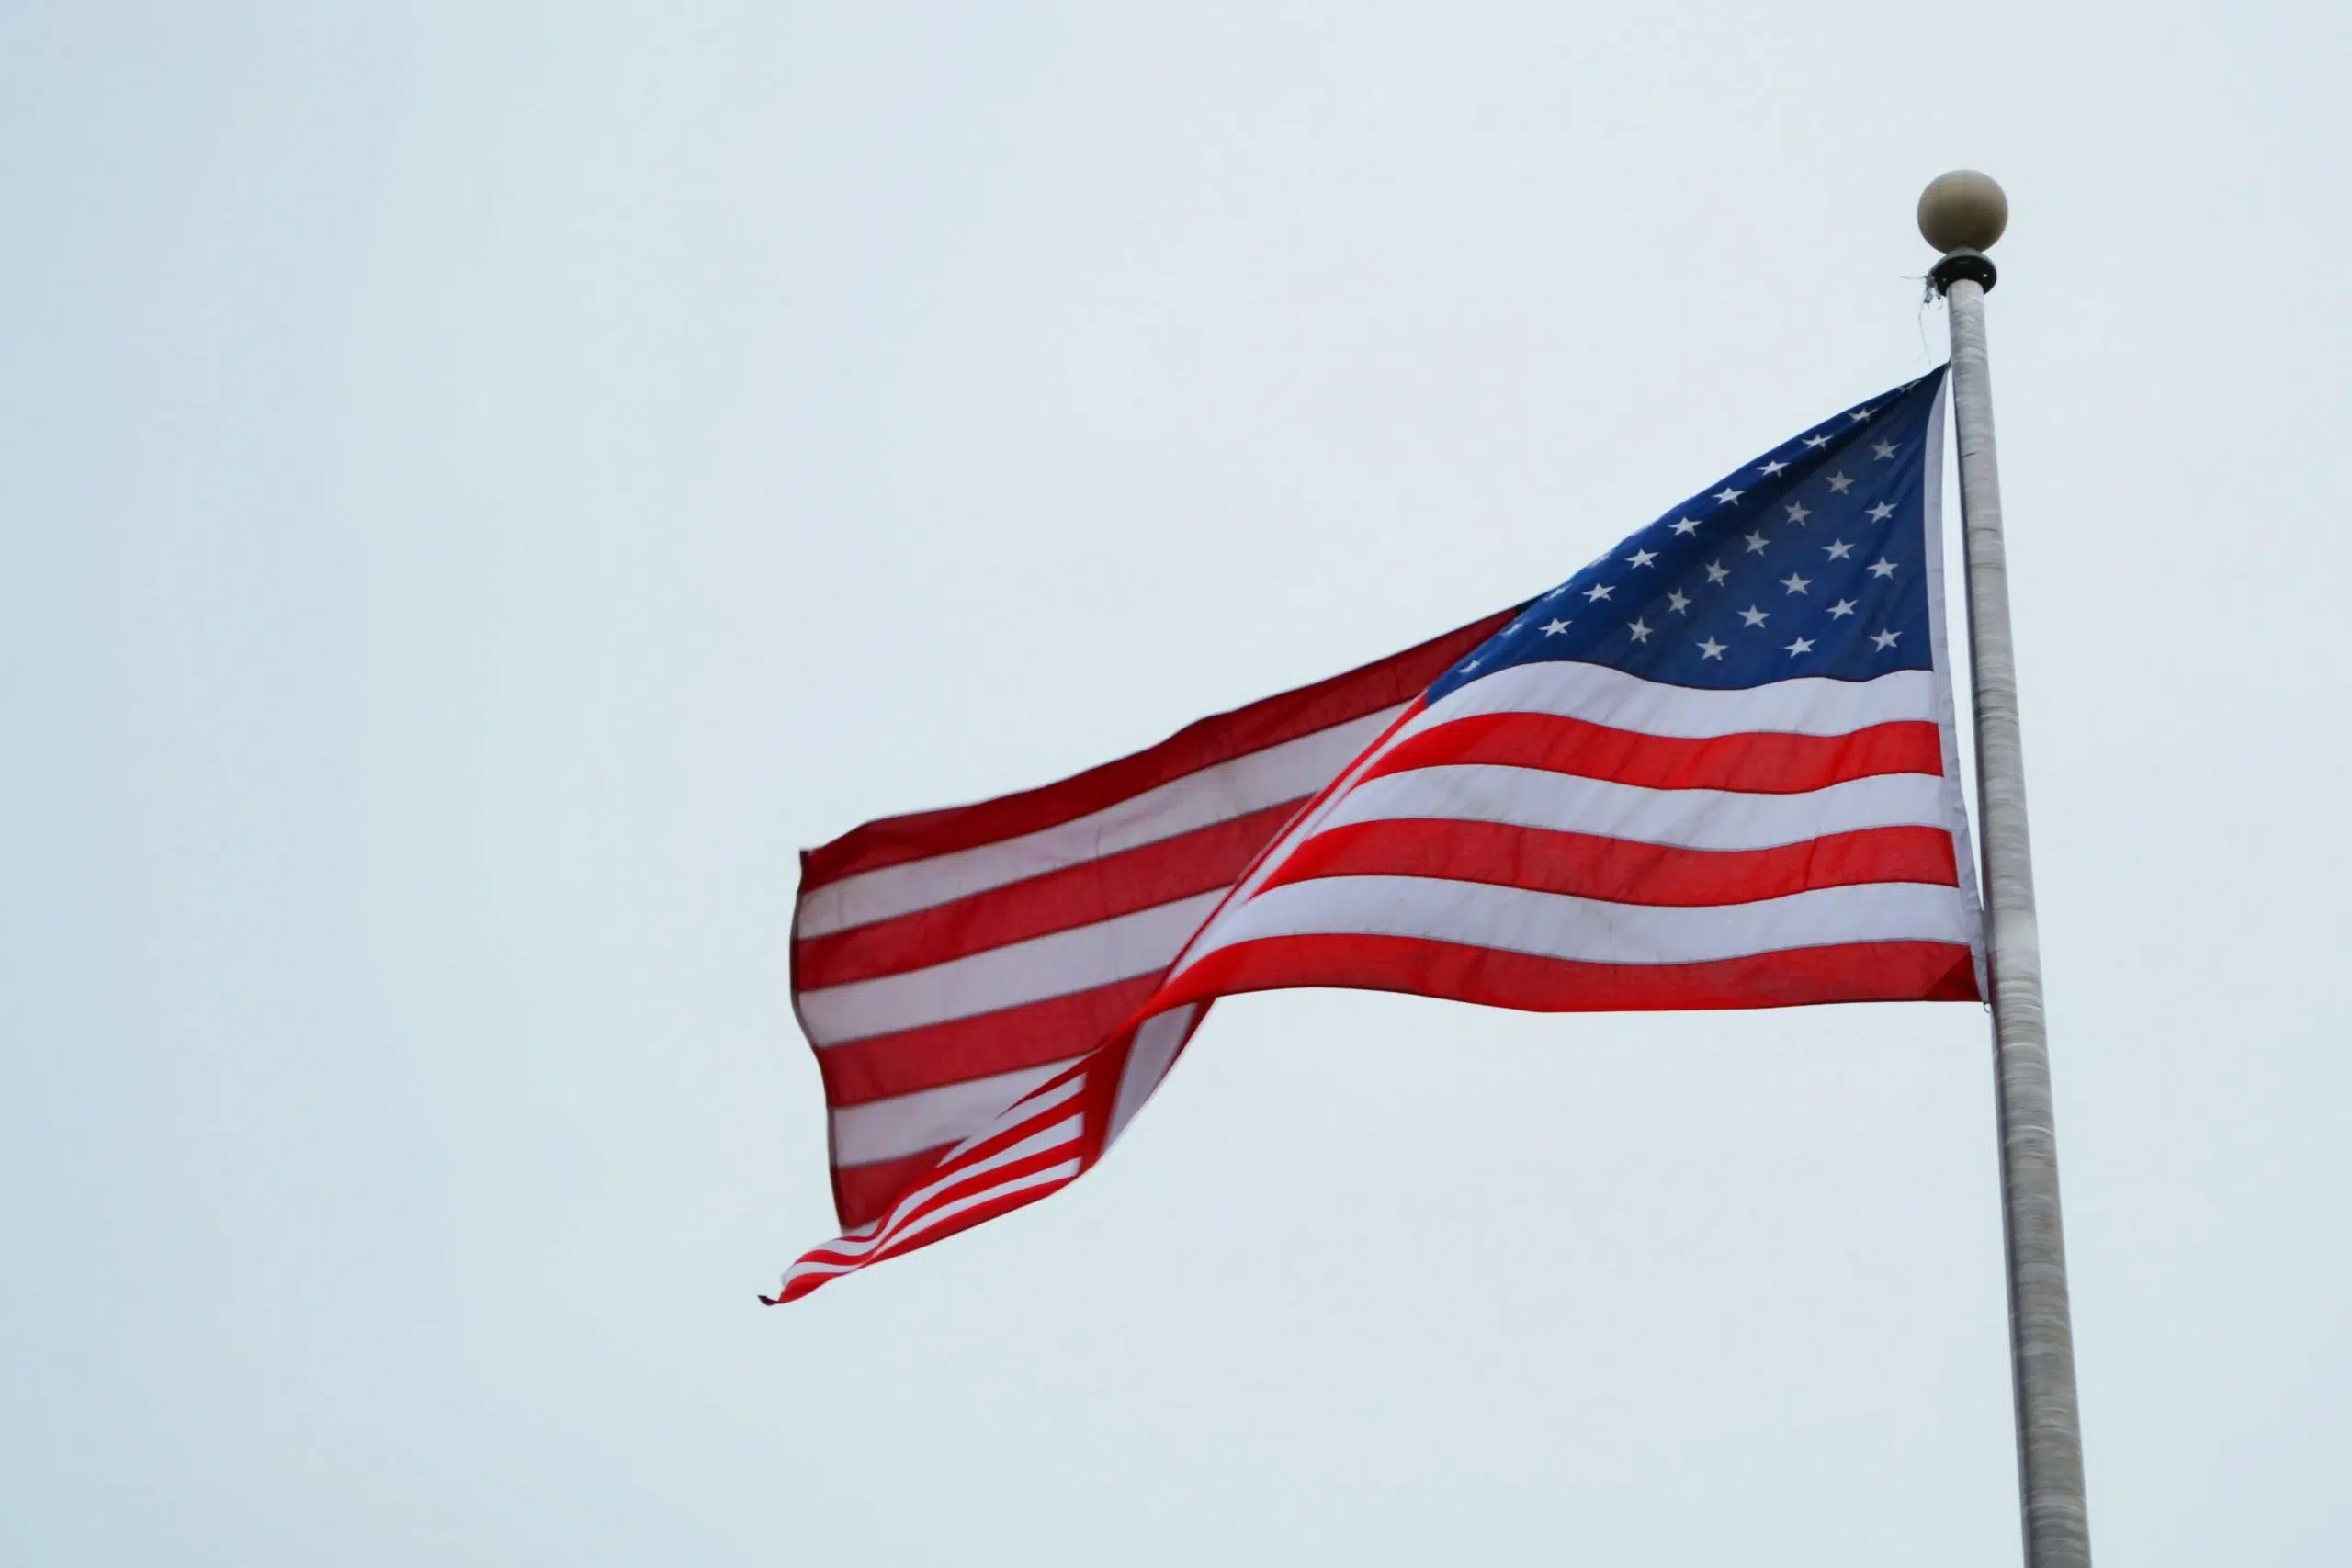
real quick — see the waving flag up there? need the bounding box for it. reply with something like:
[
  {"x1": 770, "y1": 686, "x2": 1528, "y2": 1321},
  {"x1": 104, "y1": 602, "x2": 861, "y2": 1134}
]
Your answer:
[{"x1": 774, "y1": 367, "x2": 1982, "y2": 1303}]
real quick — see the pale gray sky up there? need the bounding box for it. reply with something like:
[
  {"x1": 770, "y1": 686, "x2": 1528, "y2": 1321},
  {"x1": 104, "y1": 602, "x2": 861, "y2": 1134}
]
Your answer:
[{"x1": 6, "y1": 4, "x2": 2349, "y2": 1563}]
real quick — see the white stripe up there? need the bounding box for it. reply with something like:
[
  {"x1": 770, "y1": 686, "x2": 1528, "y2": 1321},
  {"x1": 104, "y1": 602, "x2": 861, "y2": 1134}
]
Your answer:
[
  {"x1": 1169, "y1": 666, "x2": 1940, "y2": 975},
  {"x1": 873, "y1": 1154, "x2": 1087, "y2": 1254},
  {"x1": 1170, "y1": 703, "x2": 1420, "y2": 966},
  {"x1": 797, "y1": 706, "x2": 1402, "y2": 938},
  {"x1": 938, "y1": 1069, "x2": 1089, "y2": 1164},
  {"x1": 817, "y1": 1117, "x2": 1086, "y2": 1260},
  {"x1": 1399, "y1": 663, "x2": 1939, "y2": 746},
  {"x1": 1317, "y1": 765, "x2": 1951, "y2": 852},
  {"x1": 786, "y1": 1158, "x2": 1088, "y2": 1283},
  {"x1": 799, "y1": 889, "x2": 1226, "y2": 1045},
  {"x1": 1174, "y1": 875, "x2": 1975, "y2": 974},
  {"x1": 831, "y1": 1058, "x2": 1083, "y2": 1166},
  {"x1": 1106, "y1": 1003, "x2": 1198, "y2": 1148},
  {"x1": 1173, "y1": 765, "x2": 1951, "y2": 965}
]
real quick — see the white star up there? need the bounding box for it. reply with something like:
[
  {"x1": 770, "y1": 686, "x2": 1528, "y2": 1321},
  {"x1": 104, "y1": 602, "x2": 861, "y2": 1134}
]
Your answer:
[
  {"x1": 1461, "y1": 659, "x2": 1481, "y2": 671},
  {"x1": 1625, "y1": 548, "x2": 1658, "y2": 568},
  {"x1": 1826, "y1": 471, "x2": 1854, "y2": 494},
  {"x1": 1802, "y1": 433, "x2": 1833, "y2": 449},
  {"x1": 1783, "y1": 500, "x2": 1811, "y2": 525},
  {"x1": 1848, "y1": 407, "x2": 1875, "y2": 423},
  {"x1": 1827, "y1": 598, "x2": 1858, "y2": 619},
  {"x1": 1665, "y1": 589, "x2": 1691, "y2": 615},
  {"x1": 1744, "y1": 530, "x2": 1770, "y2": 554},
  {"x1": 1871, "y1": 629, "x2": 1901, "y2": 650},
  {"x1": 1541, "y1": 617, "x2": 1572, "y2": 636},
  {"x1": 1758, "y1": 459, "x2": 1788, "y2": 477},
  {"x1": 1871, "y1": 440, "x2": 1898, "y2": 460},
  {"x1": 1712, "y1": 486, "x2": 1745, "y2": 505},
  {"x1": 1867, "y1": 558, "x2": 1898, "y2": 579},
  {"x1": 1865, "y1": 501, "x2": 1895, "y2": 522},
  {"x1": 1738, "y1": 605, "x2": 1770, "y2": 628},
  {"x1": 1628, "y1": 617, "x2": 1654, "y2": 643},
  {"x1": 1584, "y1": 581, "x2": 1614, "y2": 602},
  {"x1": 1824, "y1": 538, "x2": 1854, "y2": 560},
  {"x1": 1669, "y1": 516, "x2": 1702, "y2": 536},
  {"x1": 1784, "y1": 636, "x2": 1815, "y2": 656},
  {"x1": 1697, "y1": 637, "x2": 1727, "y2": 660},
  {"x1": 1780, "y1": 571, "x2": 1812, "y2": 595},
  {"x1": 1544, "y1": 583, "x2": 1571, "y2": 599},
  {"x1": 1703, "y1": 561, "x2": 1730, "y2": 585}
]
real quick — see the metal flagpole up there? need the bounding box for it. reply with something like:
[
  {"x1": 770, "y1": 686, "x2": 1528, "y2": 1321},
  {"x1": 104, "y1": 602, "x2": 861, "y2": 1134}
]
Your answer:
[{"x1": 1918, "y1": 171, "x2": 2092, "y2": 1568}]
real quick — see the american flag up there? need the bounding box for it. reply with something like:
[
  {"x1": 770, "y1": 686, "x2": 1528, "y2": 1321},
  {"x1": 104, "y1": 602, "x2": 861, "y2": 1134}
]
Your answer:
[{"x1": 773, "y1": 368, "x2": 1982, "y2": 1303}]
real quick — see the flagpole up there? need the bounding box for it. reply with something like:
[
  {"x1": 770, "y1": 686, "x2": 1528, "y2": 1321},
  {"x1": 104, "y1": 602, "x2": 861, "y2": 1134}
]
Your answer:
[{"x1": 1919, "y1": 171, "x2": 2092, "y2": 1568}]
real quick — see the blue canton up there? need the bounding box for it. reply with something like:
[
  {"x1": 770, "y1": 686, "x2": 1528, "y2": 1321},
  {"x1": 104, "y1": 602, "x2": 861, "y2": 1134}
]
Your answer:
[{"x1": 1430, "y1": 367, "x2": 1947, "y2": 701}]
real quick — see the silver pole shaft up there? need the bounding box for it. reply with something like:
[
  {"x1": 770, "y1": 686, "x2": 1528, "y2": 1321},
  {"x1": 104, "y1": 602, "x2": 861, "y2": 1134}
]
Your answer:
[{"x1": 1944, "y1": 275, "x2": 2092, "y2": 1568}]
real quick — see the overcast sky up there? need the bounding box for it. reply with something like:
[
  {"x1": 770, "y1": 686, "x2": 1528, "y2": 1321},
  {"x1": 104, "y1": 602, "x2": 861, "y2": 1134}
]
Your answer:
[{"x1": 6, "y1": 4, "x2": 2349, "y2": 1563}]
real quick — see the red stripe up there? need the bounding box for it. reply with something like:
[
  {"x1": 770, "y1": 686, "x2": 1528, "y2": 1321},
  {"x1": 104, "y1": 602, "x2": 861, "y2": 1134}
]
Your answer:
[
  {"x1": 1259, "y1": 821, "x2": 1960, "y2": 908},
  {"x1": 829, "y1": 1058, "x2": 1099, "y2": 1229},
  {"x1": 799, "y1": 613, "x2": 1510, "y2": 889},
  {"x1": 794, "y1": 802, "x2": 1300, "y2": 989},
  {"x1": 1151, "y1": 933, "x2": 1981, "y2": 1015},
  {"x1": 777, "y1": 1162, "x2": 1085, "y2": 1303},
  {"x1": 814, "y1": 973, "x2": 1162, "y2": 1108},
  {"x1": 1361, "y1": 714, "x2": 1945, "y2": 794},
  {"x1": 863, "y1": 1131, "x2": 1082, "y2": 1243},
  {"x1": 831, "y1": 1145, "x2": 955, "y2": 1230},
  {"x1": 829, "y1": 1106, "x2": 1078, "y2": 1232}
]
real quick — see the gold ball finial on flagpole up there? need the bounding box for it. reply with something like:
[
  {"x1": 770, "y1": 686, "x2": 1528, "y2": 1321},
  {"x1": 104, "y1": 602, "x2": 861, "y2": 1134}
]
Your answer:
[
  {"x1": 1918, "y1": 170, "x2": 2007, "y2": 253},
  {"x1": 1919, "y1": 170, "x2": 2007, "y2": 294}
]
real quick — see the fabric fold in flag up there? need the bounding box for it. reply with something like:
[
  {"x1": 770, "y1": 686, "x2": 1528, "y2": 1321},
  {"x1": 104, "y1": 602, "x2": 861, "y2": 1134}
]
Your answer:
[{"x1": 772, "y1": 366, "x2": 1982, "y2": 1304}]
